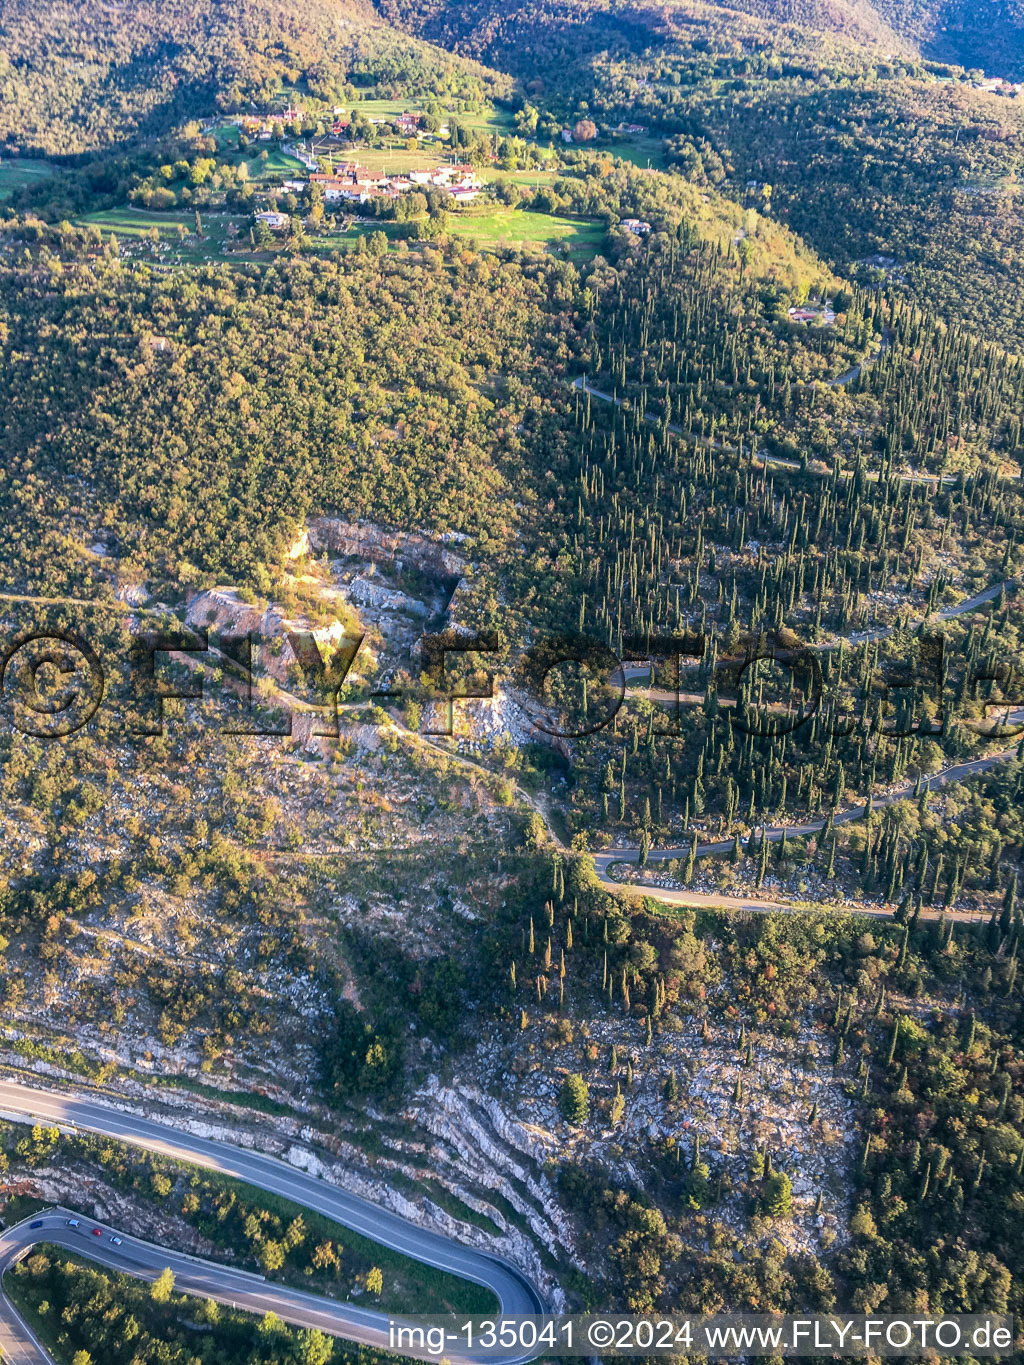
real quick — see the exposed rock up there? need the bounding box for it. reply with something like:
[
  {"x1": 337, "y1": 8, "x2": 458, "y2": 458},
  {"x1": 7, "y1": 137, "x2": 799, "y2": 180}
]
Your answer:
[
  {"x1": 185, "y1": 586, "x2": 353, "y2": 685},
  {"x1": 304, "y1": 518, "x2": 467, "y2": 578},
  {"x1": 115, "y1": 582, "x2": 149, "y2": 605},
  {"x1": 349, "y1": 575, "x2": 429, "y2": 617}
]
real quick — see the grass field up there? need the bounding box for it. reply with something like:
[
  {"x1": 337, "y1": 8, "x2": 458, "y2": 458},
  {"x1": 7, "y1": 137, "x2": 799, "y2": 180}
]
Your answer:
[
  {"x1": 0, "y1": 158, "x2": 56, "y2": 201},
  {"x1": 76, "y1": 207, "x2": 250, "y2": 263},
  {"x1": 251, "y1": 147, "x2": 307, "y2": 176},
  {"x1": 76, "y1": 198, "x2": 605, "y2": 264},
  {"x1": 341, "y1": 145, "x2": 441, "y2": 174},
  {"x1": 448, "y1": 205, "x2": 607, "y2": 257},
  {"x1": 212, "y1": 126, "x2": 311, "y2": 180},
  {"x1": 354, "y1": 97, "x2": 516, "y2": 138},
  {"x1": 609, "y1": 134, "x2": 668, "y2": 172},
  {"x1": 478, "y1": 166, "x2": 561, "y2": 187}
]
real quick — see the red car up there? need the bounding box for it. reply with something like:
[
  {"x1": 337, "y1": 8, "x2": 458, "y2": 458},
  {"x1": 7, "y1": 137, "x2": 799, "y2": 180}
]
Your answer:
[{"x1": 91, "y1": 1228, "x2": 103, "y2": 1237}]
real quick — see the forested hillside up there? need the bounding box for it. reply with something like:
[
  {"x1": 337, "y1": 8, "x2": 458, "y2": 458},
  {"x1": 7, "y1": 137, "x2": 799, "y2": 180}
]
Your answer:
[
  {"x1": 380, "y1": 0, "x2": 1024, "y2": 344},
  {"x1": 381, "y1": 0, "x2": 1024, "y2": 78},
  {"x1": 871, "y1": 0, "x2": 1024, "y2": 75},
  {"x1": 3, "y1": 0, "x2": 1024, "y2": 1348},
  {"x1": 0, "y1": 0, "x2": 506, "y2": 152}
]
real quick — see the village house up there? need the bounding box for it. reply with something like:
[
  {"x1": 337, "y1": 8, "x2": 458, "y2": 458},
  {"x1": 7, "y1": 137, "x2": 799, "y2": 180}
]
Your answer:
[
  {"x1": 307, "y1": 176, "x2": 364, "y2": 203},
  {"x1": 255, "y1": 210, "x2": 290, "y2": 230},
  {"x1": 621, "y1": 218, "x2": 652, "y2": 235},
  {"x1": 787, "y1": 302, "x2": 837, "y2": 325}
]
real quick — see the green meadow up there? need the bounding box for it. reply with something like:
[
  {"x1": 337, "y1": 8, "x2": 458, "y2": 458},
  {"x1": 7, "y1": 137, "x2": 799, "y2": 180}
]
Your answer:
[{"x1": 0, "y1": 158, "x2": 56, "y2": 201}]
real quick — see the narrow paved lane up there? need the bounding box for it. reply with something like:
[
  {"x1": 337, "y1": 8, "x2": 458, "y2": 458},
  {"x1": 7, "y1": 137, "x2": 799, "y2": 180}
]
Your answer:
[{"x1": 594, "y1": 745, "x2": 1020, "y2": 914}]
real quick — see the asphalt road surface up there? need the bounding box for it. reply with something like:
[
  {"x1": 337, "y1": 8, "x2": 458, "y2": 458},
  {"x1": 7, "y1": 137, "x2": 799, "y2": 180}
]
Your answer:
[
  {"x1": 0, "y1": 1081, "x2": 545, "y2": 1363},
  {"x1": 0, "y1": 1205, "x2": 545, "y2": 1365},
  {"x1": 0, "y1": 1206, "x2": 404, "y2": 1364}
]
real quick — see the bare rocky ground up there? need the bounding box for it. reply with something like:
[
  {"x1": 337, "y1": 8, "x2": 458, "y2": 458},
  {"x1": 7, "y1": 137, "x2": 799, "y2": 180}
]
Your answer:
[
  {"x1": 0, "y1": 999, "x2": 855, "y2": 1306},
  {"x1": 2, "y1": 1162, "x2": 222, "y2": 1262},
  {"x1": 417, "y1": 1008, "x2": 854, "y2": 1264},
  {"x1": 0, "y1": 518, "x2": 877, "y2": 1303}
]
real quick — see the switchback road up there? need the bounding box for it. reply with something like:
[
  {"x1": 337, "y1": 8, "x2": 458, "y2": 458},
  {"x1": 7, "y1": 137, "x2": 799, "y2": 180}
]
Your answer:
[
  {"x1": 0, "y1": 1081, "x2": 545, "y2": 1363},
  {"x1": 0, "y1": 1206, "x2": 401, "y2": 1364},
  {"x1": 594, "y1": 747, "x2": 1020, "y2": 915}
]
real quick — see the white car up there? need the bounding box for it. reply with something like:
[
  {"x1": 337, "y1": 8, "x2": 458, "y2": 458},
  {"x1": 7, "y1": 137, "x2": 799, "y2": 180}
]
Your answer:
[
  {"x1": 66, "y1": 1218, "x2": 80, "y2": 1227},
  {"x1": 110, "y1": 1235, "x2": 122, "y2": 1245}
]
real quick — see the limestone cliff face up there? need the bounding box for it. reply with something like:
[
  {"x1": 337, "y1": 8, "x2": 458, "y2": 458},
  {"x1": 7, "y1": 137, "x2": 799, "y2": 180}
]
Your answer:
[{"x1": 303, "y1": 517, "x2": 467, "y2": 579}]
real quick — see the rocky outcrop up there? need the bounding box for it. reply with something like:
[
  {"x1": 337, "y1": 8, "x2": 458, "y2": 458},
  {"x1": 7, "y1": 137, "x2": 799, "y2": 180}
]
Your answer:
[
  {"x1": 349, "y1": 575, "x2": 430, "y2": 617},
  {"x1": 184, "y1": 587, "x2": 353, "y2": 686},
  {"x1": 410, "y1": 1076, "x2": 576, "y2": 1297},
  {"x1": 303, "y1": 518, "x2": 467, "y2": 579}
]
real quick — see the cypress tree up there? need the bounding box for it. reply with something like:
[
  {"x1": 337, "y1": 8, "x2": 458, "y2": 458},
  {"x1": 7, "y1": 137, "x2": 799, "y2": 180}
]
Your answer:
[{"x1": 886, "y1": 1019, "x2": 899, "y2": 1067}]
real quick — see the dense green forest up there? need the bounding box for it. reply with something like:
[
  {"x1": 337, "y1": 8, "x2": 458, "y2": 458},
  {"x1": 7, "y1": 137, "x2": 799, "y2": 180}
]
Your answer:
[
  {"x1": 381, "y1": 0, "x2": 1024, "y2": 80},
  {"x1": 381, "y1": 0, "x2": 1024, "y2": 344},
  {"x1": 0, "y1": 0, "x2": 506, "y2": 153}
]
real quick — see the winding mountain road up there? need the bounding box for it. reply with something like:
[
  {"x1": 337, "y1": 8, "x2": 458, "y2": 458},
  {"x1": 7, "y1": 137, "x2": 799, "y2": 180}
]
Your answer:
[
  {"x1": 0, "y1": 1081, "x2": 545, "y2": 1364},
  {"x1": 0, "y1": 1206, "x2": 403, "y2": 1365},
  {"x1": 594, "y1": 743, "x2": 1021, "y2": 914},
  {"x1": 572, "y1": 328, "x2": 966, "y2": 488},
  {"x1": 597, "y1": 576, "x2": 1020, "y2": 913}
]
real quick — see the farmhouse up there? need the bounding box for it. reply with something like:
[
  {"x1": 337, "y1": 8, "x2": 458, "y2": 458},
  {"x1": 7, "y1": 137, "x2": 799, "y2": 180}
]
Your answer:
[
  {"x1": 294, "y1": 161, "x2": 482, "y2": 206},
  {"x1": 787, "y1": 303, "x2": 837, "y2": 325}
]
